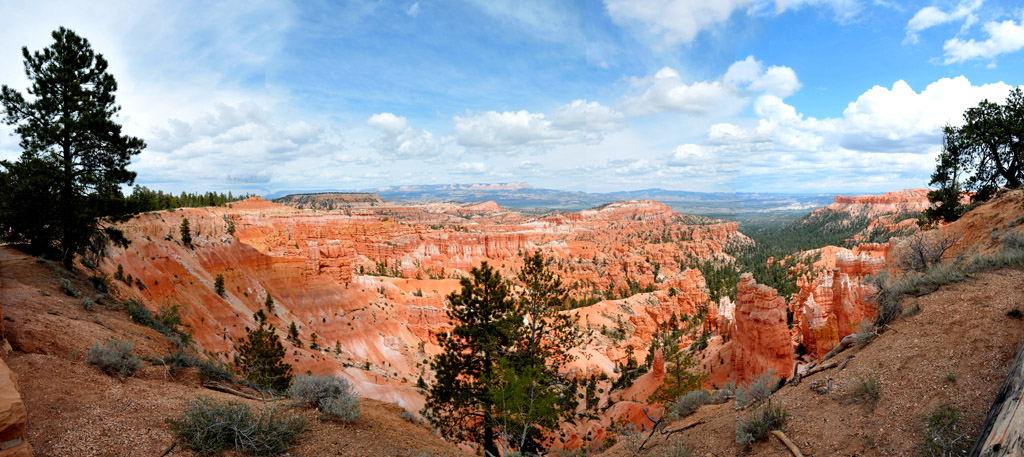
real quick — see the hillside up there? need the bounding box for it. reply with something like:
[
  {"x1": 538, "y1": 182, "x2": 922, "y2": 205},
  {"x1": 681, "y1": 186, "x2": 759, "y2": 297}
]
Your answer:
[
  {"x1": 601, "y1": 265, "x2": 1024, "y2": 456},
  {"x1": 0, "y1": 248, "x2": 469, "y2": 457}
]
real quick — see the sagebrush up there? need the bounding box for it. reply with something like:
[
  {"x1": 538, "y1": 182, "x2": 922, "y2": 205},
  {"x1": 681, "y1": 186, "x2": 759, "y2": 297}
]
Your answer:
[
  {"x1": 168, "y1": 396, "x2": 305, "y2": 456},
  {"x1": 289, "y1": 374, "x2": 360, "y2": 422},
  {"x1": 86, "y1": 337, "x2": 141, "y2": 376}
]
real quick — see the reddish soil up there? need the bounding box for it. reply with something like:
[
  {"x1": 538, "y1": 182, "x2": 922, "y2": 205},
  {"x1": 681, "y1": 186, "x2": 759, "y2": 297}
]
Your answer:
[{"x1": 601, "y1": 267, "x2": 1024, "y2": 457}]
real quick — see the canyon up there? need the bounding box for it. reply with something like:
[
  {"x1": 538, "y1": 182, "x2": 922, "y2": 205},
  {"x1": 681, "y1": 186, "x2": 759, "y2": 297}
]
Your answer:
[
  {"x1": 74, "y1": 189, "x2": 929, "y2": 450},
  {"x1": 0, "y1": 185, "x2": 978, "y2": 455}
]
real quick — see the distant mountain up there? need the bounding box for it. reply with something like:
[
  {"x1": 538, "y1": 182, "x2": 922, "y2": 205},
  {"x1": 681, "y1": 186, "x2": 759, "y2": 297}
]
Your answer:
[{"x1": 264, "y1": 183, "x2": 835, "y2": 217}]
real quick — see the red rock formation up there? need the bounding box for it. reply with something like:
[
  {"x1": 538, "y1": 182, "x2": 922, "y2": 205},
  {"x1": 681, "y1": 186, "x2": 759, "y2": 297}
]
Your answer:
[
  {"x1": 712, "y1": 274, "x2": 794, "y2": 384},
  {"x1": 0, "y1": 277, "x2": 30, "y2": 456}
]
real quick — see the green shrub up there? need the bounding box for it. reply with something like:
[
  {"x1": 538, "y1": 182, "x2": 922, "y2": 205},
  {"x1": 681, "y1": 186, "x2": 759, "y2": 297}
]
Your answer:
[
  {"x1": 735, "y1": 399, "x2": 787, "y2": 445},
  {"x1": 918, "y1": 404, "x2": 969, "y2": 457},
  {"x1": 86, "y1": 337, "x2": 141, "y2": 376},
  {"x1": 667, "y1": 389, "x2": 711, "y2": 420},
  {"x1": 80, "y1": 297, "x2": 94, "y2": 311},
  {"x1": 851, "y1": 373, "x2": 879, "y2": 405},
  {"x1": 736, "y1": 371, "x2": 777, "y2": 409},
  {"x1": 60, "y1": 278, "x2": 81, "y2": 297},
  {"x1": 124, "y1": 299, "x2": 184, "y2": 337},
  {"x1": 397, "y1": 410, "x2": 419, "y2": 424},
  {"x1": 289, "y1": 374, "x2": 360, "y2": 422},
  {"x1": 88, "y1": 273, "x2": 110, "y2": 293},
  {"x1": 712, "y1": 380, "x2": 738, "y2": 404},
  {"x1": 168, "y1": 396, "x2": 305, "y2": 456}
]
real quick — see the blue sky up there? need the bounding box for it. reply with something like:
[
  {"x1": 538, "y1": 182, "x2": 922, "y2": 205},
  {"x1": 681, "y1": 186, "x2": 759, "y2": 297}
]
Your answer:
[{"x1": 1, "y1": 0, "x2": 1023, "y2": 195}]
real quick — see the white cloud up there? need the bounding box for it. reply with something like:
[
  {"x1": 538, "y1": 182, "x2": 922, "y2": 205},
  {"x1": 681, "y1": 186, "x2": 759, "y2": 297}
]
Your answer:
[
  {"x1": 406, "y1": 2, "x2": 420, "y2": 17},
  {"x1": 904, "y1": 0, "x2": 982, "y2": 45},
  {"x1": 710, "y1": 76, "x2": 1014, "y2": 156},
  {"x1": 724, "y1": 55, "x2": 801, "y2": 97},
  {"x1": 453, "y1": 162, "x2": 487, "y2": 174},
  {"x1": 623, "y1": 57, "x2": 800, "y2": 117},
  {"x1": 550, "y1": 99, "x2": 627, "y2": 132},
  {"x1": 943, "y1": 12, "x2": 1024, "y2": 63},
  {"x1": 623, "y1": 67, "x2": 745, "y2": 117},
  {"x1": 603, "y1": 0, "x2": 861, "y2": 46},
  {"x1": 367, "y1": 113, "x2": 443, "y2": 158},
  {"x1": 454, "y1": 100, "x2": 623, "y2": 150}
]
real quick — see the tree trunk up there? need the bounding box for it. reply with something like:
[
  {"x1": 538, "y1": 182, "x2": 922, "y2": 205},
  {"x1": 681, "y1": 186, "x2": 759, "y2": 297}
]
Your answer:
[
  {"x1": 969, "y1": 340, "x2": 1024, "y2": 456},
  {"x1": 483, "y1": 411, "x2": 498, "y2": 457}
]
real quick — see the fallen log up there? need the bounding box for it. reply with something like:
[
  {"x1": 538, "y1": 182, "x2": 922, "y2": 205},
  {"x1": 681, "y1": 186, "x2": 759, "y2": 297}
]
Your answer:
[
  {"x1": 968, "y1": 340, "x2": 1024, "y2": 457},
  {"x1": 202, "y1": 381, "x2": 277, "y2": 402},
  {"x1": 821, "y1": 334, "x2": 859, "y2": 363},
  {"x1": 771, "y1": 430, "x2": 804, "y2": 457}
]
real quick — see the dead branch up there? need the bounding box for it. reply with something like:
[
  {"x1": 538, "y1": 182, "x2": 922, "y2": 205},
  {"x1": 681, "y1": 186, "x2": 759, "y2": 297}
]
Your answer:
[
  {"x1": 638, "y1": 407, "x2": 706, "y2": 451},
  {"x1": 771, "y1": 430, "x2": 804, "y2": 456},
  {"x1": 839, "y1": 354, "x2": 855, "y2": 370},
  {"x1": 822, "y1": 334, "x2": 859, "y2": 363},
  {"x1": 202, "y1": 381, "x2": 277, "y2": 402}
]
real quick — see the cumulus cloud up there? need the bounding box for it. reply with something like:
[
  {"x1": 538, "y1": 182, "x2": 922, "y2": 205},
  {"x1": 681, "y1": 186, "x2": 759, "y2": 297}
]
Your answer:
[
  {"x1": 455, "y1": 162, "x2": 487, "y2": 172},
  {"x1": 707, "y1": 76, "x2": 1013, "y2": 157},
  {"x1": 603, "y1": 0, "x2": 861, "y2": 46},
  {"x1": 724, "y1": 55, "x2": 801, "y2": 98},
  {"x1": 943, "y1": 12, "x2": 1024, "y2": 63},
  {"x1": 367, "y1": 113, "x2": 443, "y2": 158},
  {"x1": 453, "y1": 100, "x2": 623, "y2": 150},
  {"x1": 623, "y1": 57, "x2": 800, "y2": 117},
  {"x1": 904, "y1": 0, "x2": 982, "y2": 45}
]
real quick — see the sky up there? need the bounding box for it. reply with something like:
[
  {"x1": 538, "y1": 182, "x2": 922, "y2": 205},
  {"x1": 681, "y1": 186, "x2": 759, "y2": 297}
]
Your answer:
[{"x1": 1, "y1": 0, "x2": 1023, "y2": 195}]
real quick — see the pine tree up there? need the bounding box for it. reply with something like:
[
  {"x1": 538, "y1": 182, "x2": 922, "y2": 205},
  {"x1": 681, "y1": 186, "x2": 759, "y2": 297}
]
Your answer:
[
  {"x1": 0, "y1": 28, "x2": 144, "y2": 266},
  {"x1": 424, "y1": 262, "x2": 519, "y2": 457},
  {"x1": 265, "y1": 293, "x2": 274, "y2": 312},
  {"x1": 179, "y1": 218, "x2": 191, "y2": 247},
  {"x1": 214, "y1": 274, "x2": 225, "y2": 297},
  {"x1": 287, "y1": 321, "x2": 302, "y2": 348},
  {"x1": 236, "y1": 310, "x2": 292, "y2": 393}
]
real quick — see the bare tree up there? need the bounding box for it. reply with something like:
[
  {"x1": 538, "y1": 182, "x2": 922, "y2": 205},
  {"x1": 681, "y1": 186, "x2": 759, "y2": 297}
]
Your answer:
[{"x1": 894, "y1": 231, "x2": 960, "y2": 272}]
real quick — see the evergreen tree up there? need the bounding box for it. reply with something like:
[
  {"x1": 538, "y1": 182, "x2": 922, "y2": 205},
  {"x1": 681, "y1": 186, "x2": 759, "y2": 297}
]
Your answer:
[
  {"x1": 927, "y1": 88, "x2": 1024, "y2": 222},
  {"x1": 424, "y1": 262, "x2": 519, "y2": 457},
  {"x1": 179, "y1": 218, "x2": 191, "y2": 247},
  {"x1": 265, "y1": 293, "x2": 275, "y2": 313},
  {"x1": 287, "y1": 321, "x2": 302, "y2": 348},
  {"x1": 214, "y1": 274, "x2": 225, "y2": 297},
  {"x1": 236, "y1": 310, "x2": 292, "y2": 393},
  {"x1": 495, "y1": 251, "x2": 581, "y2": 452},
  {"x1": 0, "y1": 27, "x2": 144, "y2": 266},
  {"x1": 652, "y1": 336, "x2": 706, "y2": 402}
]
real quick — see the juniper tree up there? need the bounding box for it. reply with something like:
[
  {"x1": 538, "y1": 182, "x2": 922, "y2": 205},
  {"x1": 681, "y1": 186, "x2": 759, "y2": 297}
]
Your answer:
[{"x1": 0, "y1": 28, "x2": 144, "y2": 266}]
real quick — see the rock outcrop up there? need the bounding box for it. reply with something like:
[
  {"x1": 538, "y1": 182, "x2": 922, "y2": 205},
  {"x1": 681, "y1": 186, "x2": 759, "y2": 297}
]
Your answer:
[{"x1": 707, "y1": 274, "x2": 794, "y2": 385}]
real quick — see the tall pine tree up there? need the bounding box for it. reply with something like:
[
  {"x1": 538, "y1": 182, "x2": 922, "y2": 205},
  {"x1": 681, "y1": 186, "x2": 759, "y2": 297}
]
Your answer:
[
  {"x1": 424, "y1": 262, "x2": 519, "y2": 457},
  {"x1": 0, "y1": 27, "x2": 144, "y2": 266}
]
